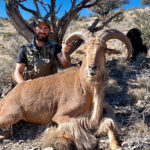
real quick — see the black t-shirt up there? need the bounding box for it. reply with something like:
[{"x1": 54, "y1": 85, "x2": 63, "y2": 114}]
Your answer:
[{"x1": 16, "y1": 41, "x2": 62, "y2": 65}]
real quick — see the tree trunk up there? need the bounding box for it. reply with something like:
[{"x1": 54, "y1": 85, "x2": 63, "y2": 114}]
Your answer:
[{"x1": 5, "y1": 0, "x2": 34, "y2": 42}]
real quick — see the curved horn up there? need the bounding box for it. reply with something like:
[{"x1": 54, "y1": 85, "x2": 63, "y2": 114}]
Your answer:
[
  {"x1": 99, "y1": 29, "x2": 132, "y2": 61},
  {"x1": 62, "y1": 29, "x2": 92, "y2": 62},
  {"x1": 65, "y1": 29, "x2": 92, "y2": 44}
]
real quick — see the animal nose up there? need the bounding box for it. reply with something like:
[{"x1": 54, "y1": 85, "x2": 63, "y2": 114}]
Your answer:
[{"x1": 88, "y1": 65, "x2": 97, "y2": 70}]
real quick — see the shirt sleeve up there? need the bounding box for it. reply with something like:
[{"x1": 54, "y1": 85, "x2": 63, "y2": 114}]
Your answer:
[{"x1": 16, "y1": 46, "x2": 27, "y2": 64}]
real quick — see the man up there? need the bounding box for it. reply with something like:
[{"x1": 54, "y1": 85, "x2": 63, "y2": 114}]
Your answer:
[{"x1": 13, "y1": 18, "x2": 71, "y2": 84}]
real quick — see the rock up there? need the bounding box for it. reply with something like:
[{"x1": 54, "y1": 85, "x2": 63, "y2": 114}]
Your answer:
[
  {"x1": 2, "y1": 139, "x2": 11, "y2": 144},
  {"x1": 30, "y1": 147, "x2": 41, "y2": 150},
  {"x1": 42, "y1": 147, "x2": 54, "y2": 150}
]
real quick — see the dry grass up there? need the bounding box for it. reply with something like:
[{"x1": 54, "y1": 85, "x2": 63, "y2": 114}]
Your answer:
[
  {"x1": 138, "y1": 75, "x2": 150, "y2": 92},
  {"x1": 129, "y1": 120, "x2": 149, "y2": 137}
]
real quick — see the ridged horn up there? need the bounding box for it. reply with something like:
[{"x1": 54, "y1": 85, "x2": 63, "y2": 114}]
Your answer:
[
  {"x1": 62, "y1": 29, "x2": 92, "y2": 62},
  {"x1": 99, "y1": 29, "x2": 132, "y2": 61},
  {"x1": 65, "y1": 29, "x2": 92, "y2": 44}
]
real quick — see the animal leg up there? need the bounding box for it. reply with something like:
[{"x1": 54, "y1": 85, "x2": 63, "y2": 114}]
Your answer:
[
  {"x1": 0, "y1": 104, "x2": 22, "y2": 139},
  {"x1": 44, "y1": 116, "x2": 97, "y2": 150},
  {"x1": 96, "y1": 118, "x2": 122, "y2": 150},
  {"x1": 108, "y1": 128, "x2": 122, "y2": 150}
]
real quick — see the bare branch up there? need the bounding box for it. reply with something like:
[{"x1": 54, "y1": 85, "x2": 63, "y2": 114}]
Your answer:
[
  {"x1": 18, "y1": 0, "x2": 26, "y2": 2},
  {"x1": 17, "y1": 2, "x2": 39, "y2": 17},
  {"x1": 37, "y1": 0, "x2": 50, "y2": 14},
  {"x1": 90, "y1": 11, "x2": 123, "y2": 33},
  {"x1": 56, "y1": 2, "x2": 62, "y2": 14},
  {"x1": 44, "y1": 12, "x2": 51, "y2": 19},
  {"x1": 50, "y1": 0, "x2": 56, "y2": 15},
  {"x1": 70, "y1": 0, "x2": 76, "y2": 9},
  {"x1": 36, "y1": 0, "x2": 50, "y2": 8},
  {"x1": 88, "y1": 18, "x2": 100, "y2": 31},
  {"x1": 33, "y1": 0, "x2": 41, "y2": 17},
  {"x1": 50, "y1": 0, "x2": 56, "y2": 31},
  {"x1": 41, "y1": 4, "x2": 49, "y2": 14}
]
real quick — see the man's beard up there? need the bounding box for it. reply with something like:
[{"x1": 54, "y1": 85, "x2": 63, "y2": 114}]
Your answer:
[{"x1": 35, "y1": 34, "x2": 49, "y2": 42}]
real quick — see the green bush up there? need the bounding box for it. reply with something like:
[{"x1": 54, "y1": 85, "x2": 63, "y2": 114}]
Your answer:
[
  {"x1": 112, "y1": 12, "x2": 124, "y2": 22},
  {"x1": 0, "y1": 32, "x2": 4, "y2": 35},
  {"x1": 133, "y1": 9, "x2": 150, "y2": 48},
  {"x1": 3, "y1": 32, "x2": 14, "y2": 38},
  {"x1": 0, "y1": 23, "x2": 4, "y2": 27},
  {"x1": 89, "y1": 14, "x2": 99, "y2": 18}
]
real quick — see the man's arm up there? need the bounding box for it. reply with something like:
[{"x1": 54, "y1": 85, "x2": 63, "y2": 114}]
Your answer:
[
  {"x1": 57, "y1": 43, "x2": 72, "y2": 68},
  {"x1": 57, "y1": 52, "x2": 71, "y2": 68},
  {"x1": 13, "y1": 63, "x2": 26, "y2": 84}
]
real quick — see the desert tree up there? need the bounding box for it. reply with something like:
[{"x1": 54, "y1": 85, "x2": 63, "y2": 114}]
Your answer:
[
  {"x1": 140, "y1": 0, "x2": 150, "y2": 6},
  {"x1": 5, "y1": 0, "x2": 101, "y2": 43},
  {"x1": 89, "y1": 0, "x2": 129, "y2": 20}
]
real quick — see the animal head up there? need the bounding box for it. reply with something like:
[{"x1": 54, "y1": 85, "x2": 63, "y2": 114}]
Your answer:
[{"x1": 64, "y1": 29, "x2": 132, "y2": 82}]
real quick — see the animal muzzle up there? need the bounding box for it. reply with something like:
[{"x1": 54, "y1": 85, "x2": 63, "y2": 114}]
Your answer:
[{"x1": 88, "y1": 64, "x2": 97, "y2": 76}]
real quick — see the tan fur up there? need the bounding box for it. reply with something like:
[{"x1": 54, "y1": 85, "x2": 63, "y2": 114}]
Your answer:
[{"x1": 0, "y1": 29, "x2": 132, "y2": 150}]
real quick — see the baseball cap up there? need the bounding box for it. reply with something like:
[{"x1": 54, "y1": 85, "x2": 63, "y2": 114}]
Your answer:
[{"x1": 30, "y1": 18, "x2": 50, "y2": 28}]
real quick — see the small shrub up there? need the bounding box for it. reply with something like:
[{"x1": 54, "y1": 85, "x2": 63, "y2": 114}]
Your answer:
[
  {"x1": 0, "y1": 23, "x2": 4, "y2": 27},
  {"x1": 112, "y1": 12, "x2": 124, "y2": 22},
  {"x1": 137, "y1": 74, "x2": 150, "y2": 92},
  {"x1": 0, "y1": 32, "x2": 4, "y2": 35},
  {"x1": 0, "y1": 17, "x2": 9, "y2": 21},
  {"x1": 3, "y1": 32, "x2": 14, "y2": 38},
  {"x1": 133, "y1": 9, "x2": 150, "y2": 48},
  {"x1": 82, "y1": 24, "x2": 89, "y2": 29},
  {"x1": 78, "y1": 16, "x2": 87, "y2": 21},
  {"x1": 131, "y1": 120, "x2": 149, "y2": 136},
  {"x1": 89, "y1": 14, "x2": 99, "y2": 18}
]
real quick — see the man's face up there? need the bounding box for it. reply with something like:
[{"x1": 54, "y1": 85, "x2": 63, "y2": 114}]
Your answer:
[{"x1": 33, "y1": 23, "x2": 50, "y2": 41}]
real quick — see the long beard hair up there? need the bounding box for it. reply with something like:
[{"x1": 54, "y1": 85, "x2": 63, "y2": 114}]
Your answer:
[{"x1": 35, "y1": 34, "x2": 49, "y2": 42}]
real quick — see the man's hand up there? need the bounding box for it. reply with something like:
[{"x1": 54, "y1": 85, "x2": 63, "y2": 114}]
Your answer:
[
  {"x1": 57, "y1": 42, "x2": 73, "y2": 68},
  {"x1": 62, "y1": 41, "x2": 73, "y2": 53}
]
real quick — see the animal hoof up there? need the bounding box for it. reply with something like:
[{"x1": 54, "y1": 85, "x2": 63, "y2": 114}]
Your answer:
[
  {"x1": 110, "y1": 145, "x2": 122, "y2": 150},
  {"x1": 113, "y1": 146, "x2": 122, "y2": 150}
]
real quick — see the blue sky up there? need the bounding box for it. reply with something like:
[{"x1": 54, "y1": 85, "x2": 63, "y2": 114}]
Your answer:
[{"x1": 0, "y1": 0, "x2": 148, "y2": 19}]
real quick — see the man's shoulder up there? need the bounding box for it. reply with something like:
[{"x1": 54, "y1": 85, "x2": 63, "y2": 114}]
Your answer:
[
  {"x1": 19, "y1": 43, "x2": 35, "y2": 55},
  {"x1": 22, "y1": 43, "x2": 36, "y2": 51},
  {"x1": 21, "y1": 43, "x2": 33, "y2": 49},
  {"x1": 46, "y1": 40, "x2": 60, "y2": 47},
  {"x1": 19, "y1": 45, "x2": 27, "y2": 53}
]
